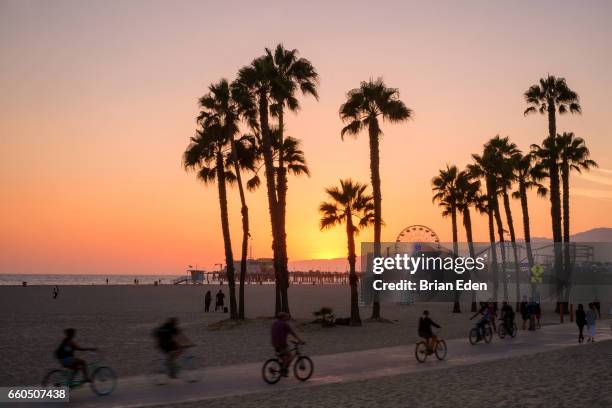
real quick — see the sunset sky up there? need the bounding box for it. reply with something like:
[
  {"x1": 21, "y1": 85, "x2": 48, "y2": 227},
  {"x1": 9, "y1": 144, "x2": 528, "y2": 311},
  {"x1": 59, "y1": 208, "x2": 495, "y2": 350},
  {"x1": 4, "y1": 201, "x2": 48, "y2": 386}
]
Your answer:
[{"x1": 1, "y1": 1, "x2": 611, "y2": 274}]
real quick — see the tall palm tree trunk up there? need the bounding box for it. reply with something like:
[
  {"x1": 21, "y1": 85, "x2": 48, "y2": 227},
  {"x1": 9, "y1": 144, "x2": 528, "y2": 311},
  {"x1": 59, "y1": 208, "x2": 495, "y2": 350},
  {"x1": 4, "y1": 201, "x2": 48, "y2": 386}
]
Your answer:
[
  {"x1": 451, "y1": 207, "x2": 461, "y2": 313},
  {"x1": 561, "y1": 162, "x2": 572, "y2": 301},
  {"x1": 345, "y1": 209, "x2": 362, "y2": 326},
  {"x1": 502, "y1": 189, "x2": 521, "y2": 309},
  {"x1": 216, "y1": 151, "x2": 237, "y2": 319},
  {"x1": 487, "y1": 206, "x2": 500, "y2": 301},
  {"x1": 258, "y1": 91, "x2": 284, "y2": 315},
  {"x1": 462, "y1": 209, "x2": 478, "y2": 312},
  {"x1": 231, "y1": 140, "x2": 249, "y2": 320},
  {"x1": 368, "y1": 122, "x2": 382, "y2": 319},
  {"x1": 547, "y1": 103, "x2": 564, "y2": 311},
  {"x1": 489, "y1": 180, "x2": 508, "y2": 300},
  {"x1": 276, "y1": 109, "x2": 291, "y2": 314},
  {"x1": 518, "y1": 180, "x2": 535, "y2": 299}
]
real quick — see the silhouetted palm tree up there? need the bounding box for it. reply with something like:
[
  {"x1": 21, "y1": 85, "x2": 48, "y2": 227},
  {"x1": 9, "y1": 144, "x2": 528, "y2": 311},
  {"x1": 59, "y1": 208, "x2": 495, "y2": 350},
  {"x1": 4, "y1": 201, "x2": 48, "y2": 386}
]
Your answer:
[
  {"x1": 558, "y1": 132, "x2": 597, "y2": 287},
  {"x1": 470, "y1": 145, "x2": 508, "y2": 300},
  {"x1": 524, "y1": 75, "x2": 581, "y2": 307},
  {"x1": 267, "y1": 44, "x2": 319, "y2": 309},
  {"x1": 183, "y1": 125, "x2": 238, "y2": 319},
  {"x1": 432, "y1": 165, "x2": 462, "y2": 313},
  {"x1": 236, "y1": 55, "x2": 287, "y2": 314},
  {"x1": 488, "y1": 136, "x2": 521, "y2": 305},
  {"x1": 197, "y1": 78, "x2": 258, "y2": 320},
  {"x1": 456, "y1": 169, "x2": 481, "y2": 312},
  {"x1": 511, "y1": 152, "x2": 546, "y2": 275},
  {"x1": 319, "y1": 179, "x2": 374, "y2": 326},
  {"x1": 340, "y1": 78, "x2": 412, "y2": 319}
]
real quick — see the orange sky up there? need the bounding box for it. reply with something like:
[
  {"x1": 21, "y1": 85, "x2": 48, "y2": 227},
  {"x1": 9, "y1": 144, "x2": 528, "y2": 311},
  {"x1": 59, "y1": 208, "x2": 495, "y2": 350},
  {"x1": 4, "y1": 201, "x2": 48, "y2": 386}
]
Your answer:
[{"x1": 1, "y1": 1, "x2": 611, "y2": 274}]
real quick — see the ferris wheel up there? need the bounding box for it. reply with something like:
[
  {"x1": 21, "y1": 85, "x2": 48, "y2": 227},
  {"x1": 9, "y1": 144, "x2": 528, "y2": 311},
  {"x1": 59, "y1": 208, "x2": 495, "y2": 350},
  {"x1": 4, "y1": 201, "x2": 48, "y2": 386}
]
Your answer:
[{"x1": 396, "y1": 225, "x2": 440, "y2": 249}]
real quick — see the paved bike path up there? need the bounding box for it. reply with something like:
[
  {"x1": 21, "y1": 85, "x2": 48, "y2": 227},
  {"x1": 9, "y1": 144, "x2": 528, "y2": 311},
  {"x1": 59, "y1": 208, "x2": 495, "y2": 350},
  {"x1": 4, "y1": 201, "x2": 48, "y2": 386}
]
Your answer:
[{"x1": 63, "y1": 321, "x2": 610, "y2": 407}]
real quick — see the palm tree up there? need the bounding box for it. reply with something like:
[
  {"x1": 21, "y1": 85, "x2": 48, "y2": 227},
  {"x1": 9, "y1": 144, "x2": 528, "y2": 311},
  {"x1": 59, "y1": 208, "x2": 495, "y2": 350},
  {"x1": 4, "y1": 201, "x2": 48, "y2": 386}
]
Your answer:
[
  {"x1": 432, "y1": 165, "x2": 462, "y2": 313},
  {"x1": 558, "y1": 132, "x2": 597, "y2": 288},
  {"x1": 267, "y1": 44, "x2": 319, "y2": 308},
  {"x1": 455, "y1": 170, "x2": 481, "y2": 312},
  {"x1": 197, "y1": 78, "x2": 258, "y2": 320},
  {"x1": 319, "y1": 179, "x2": 374, "y2": 326},
  {"x1": 470, "y1": 146, "x2": 508, "y2": 301},
  {"x1": 183, "y1": 125, "x2": 238, "y2": 319},
  {"x1": 524, "y1": 75, "x2": 581, "y2": 308},
  {"x1": 340, "y1": 78, "x2": 412, "y2": 319},
  {"x1": 236, "y1": 55, "x2": 286, "y2": 314},
  {"x1": 488, "y1": 136, "x2": 522, "y2": 305},
  {"x1": 511, "y1": 152, "x2": 547, "y2": 281}
]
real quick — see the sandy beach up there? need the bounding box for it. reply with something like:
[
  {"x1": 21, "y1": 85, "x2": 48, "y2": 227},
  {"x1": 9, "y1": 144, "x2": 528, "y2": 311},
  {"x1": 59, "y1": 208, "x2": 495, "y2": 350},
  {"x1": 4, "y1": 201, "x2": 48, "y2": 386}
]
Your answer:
[{"x1": 1, "y1": 284, "x2": 605, "y2": 388}]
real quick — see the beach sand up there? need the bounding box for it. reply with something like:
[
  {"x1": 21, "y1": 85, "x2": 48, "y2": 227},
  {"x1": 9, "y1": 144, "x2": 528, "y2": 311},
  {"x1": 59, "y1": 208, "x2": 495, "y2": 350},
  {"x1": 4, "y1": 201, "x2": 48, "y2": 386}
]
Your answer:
[
  {"x1": 160, "y1": 339, "x2": 612, "y2": 408},
  {"x1": 0, "y1": 284, "x2": 605, "y2": 387}
]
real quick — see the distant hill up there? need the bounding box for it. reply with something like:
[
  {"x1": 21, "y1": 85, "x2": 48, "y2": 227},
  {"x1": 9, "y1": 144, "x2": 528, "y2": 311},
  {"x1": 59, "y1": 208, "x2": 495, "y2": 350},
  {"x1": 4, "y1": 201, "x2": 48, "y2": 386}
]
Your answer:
[
  {"x1": 290, "y1": 228, "x2": 612, "y2": 272},
  {"x1": 531, "y1": 227, "x2": 612, "y2": 243}
]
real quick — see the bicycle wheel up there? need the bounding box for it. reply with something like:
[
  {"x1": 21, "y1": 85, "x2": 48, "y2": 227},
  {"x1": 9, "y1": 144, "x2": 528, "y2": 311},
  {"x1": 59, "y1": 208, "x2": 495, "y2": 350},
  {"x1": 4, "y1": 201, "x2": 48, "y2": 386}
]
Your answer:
[
  {"x1": 262, "y1": 358, "x2": 282, "y2": 384},
  {"x1": 414, "y1": 341, "x2": 428, "y2": 363},
  {"x1": 42, "y1": 370, "x2": 67, "y2": 388},
  {"x1": 484, "y1": 326, "x2": 493, "y2": 343},
  {"x1": 148, "y1": 359, "x2": 169, "y2": 386},
  {"x1": 469, "y1": 328, "x2": 479, "y2": 345},
  {"x1": 293, "y1": 356, "x2": 313, "y2": 381},
  {"x1": 90, "y1": 366, "x2": 117, "y2": 396},
  {"x1": 179, "y1": 355, "x2": 200, "y2": 383},
  {"x1": 434, "y1": 340, "x2": 447, "y2": 360},
  {"x1": 498, "y1": 323, "x2": 507, "y2": 339}
]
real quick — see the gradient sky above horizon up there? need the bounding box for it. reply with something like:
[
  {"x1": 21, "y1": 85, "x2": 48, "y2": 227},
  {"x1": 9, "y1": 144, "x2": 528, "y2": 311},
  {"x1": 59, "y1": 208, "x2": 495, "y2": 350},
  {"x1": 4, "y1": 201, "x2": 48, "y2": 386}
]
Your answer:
[{"x1": 1, "y1": 0, "x2": 612, "y2": 274}]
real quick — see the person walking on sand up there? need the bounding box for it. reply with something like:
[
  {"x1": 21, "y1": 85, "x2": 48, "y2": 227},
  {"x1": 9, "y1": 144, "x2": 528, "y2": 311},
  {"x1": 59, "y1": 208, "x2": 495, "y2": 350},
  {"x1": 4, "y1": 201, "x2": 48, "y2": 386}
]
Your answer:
[
  {"x1": 586, "y1": 303, "x2": 598, "y2": 342},
  {"x1": 52, "y1": 285, "x2": 59, "y2": 299},
  {"x1": 204, "y1": 290, "x2": 212, "y2": 313},
  {"x1": 215, "y1": 289, "x2": 225, "y2": 312},
  {"x1": 576, "y1": 304, "x2": 586, "y2": 343}
]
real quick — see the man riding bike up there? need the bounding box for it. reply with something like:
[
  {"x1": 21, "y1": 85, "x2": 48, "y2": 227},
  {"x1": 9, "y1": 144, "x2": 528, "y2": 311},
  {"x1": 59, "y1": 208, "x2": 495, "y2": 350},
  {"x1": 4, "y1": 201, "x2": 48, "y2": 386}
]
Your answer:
[
  {"x1": 154, "y1": 317, "x2": 194, "y2": 378},
  {"x1": 271, "y1": 312, "x2": 304, "y2": 377},
  {"x1": 500, "y1": 301, "x2": 515, "y2": 333},
  {"x1": 418, "y1": 310, "x2": 441, "y2": 353},
  {"x1": 470, "y1": 302, "x2": 491, "y2": 339},
  {"x1": 55, "y1": 328, "x2": 97, "y2": 382}
]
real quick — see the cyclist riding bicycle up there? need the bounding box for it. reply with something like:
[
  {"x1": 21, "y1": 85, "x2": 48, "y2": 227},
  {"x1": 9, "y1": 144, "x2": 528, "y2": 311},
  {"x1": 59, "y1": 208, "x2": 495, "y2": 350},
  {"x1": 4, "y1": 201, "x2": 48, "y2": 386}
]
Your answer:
[
  {"x1": 153, "y1": 317, "x2": 194, "y2": 378},
  {"x1": 271, "y1": 312, "x2": 304, "y2": 377},
  {"x1": 54, "y1": 328, "x2": 97, "y2": 382},
  {"x1": 470, "y1": 302, "x2": 491, "y2": 339},
  {"x1": 418, "y1": 310, "x2": 441, "y2": 353},
  {"x1": 500, "y1": 301, "x2": 515, "y2": 333}
]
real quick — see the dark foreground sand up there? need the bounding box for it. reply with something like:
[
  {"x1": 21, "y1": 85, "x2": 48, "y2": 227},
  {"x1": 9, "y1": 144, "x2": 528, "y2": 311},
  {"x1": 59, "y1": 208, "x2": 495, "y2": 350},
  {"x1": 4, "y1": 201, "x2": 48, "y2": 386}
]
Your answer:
[
  {"x1": 162, "y1": 340, "x2": 612, "y2": 408},
  {"x1": 0, "y1": 284, "x2": 605, "y2": 387}
]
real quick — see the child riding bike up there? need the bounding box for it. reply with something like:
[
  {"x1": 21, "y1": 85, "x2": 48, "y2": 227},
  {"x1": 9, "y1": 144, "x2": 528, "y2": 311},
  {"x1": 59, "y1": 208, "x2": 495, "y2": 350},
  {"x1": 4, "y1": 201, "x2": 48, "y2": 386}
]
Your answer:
[
  {"x1": 418, "y1": 310, "x2": 441, "y2": 353},
  {"x1": 271, "y1": 312, "x2": 304, "y2": 377}
]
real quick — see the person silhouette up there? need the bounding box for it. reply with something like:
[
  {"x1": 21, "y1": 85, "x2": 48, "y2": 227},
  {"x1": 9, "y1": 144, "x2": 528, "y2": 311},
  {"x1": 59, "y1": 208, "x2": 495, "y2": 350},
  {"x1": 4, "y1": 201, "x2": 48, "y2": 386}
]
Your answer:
[
  {"x1": 204, "y1": 290, "x2": 212, "y2": 312},
  {"x1": 215, "y1": 290, "x2": 225, "y2": 312},
  {"x1": 52, "y1": 285, "x2": 59, "y2": 299}
]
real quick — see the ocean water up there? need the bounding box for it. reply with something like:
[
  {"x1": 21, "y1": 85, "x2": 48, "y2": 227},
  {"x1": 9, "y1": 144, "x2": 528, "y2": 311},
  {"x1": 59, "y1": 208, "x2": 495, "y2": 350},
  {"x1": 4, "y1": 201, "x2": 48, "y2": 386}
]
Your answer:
[{"x1": 0, "y1": 274, "x2": 182, "y2": 286}]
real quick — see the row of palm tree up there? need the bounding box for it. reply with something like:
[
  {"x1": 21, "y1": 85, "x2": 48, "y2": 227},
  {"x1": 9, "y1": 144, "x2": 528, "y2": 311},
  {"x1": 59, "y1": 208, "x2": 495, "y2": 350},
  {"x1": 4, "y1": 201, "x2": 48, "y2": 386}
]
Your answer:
[{"x1": 432, "y1": 75, "x2": 596, "y2": 312}]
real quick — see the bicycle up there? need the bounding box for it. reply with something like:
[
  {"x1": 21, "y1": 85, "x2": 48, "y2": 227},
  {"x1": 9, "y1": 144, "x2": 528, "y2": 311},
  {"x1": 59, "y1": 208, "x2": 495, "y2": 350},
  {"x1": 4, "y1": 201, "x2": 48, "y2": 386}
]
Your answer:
[
  {"x1": 415, "y1": 332, "x2": 447, "y2": 363},
  {"x1": 498, "y1": 320, "x2": 518, "y2": 339},
  {"x1": 149, "y1": 346, "x2": 200, "y2": 385},
  {"x1": 42, "y1": 351, "x2": 117, "y2": 396},
  {"x1": 469, "y1": 321, "x2": 493, "y2": 345},
  {"x1": 262, "y1": 341, "x2": 313, "y2": 384}
]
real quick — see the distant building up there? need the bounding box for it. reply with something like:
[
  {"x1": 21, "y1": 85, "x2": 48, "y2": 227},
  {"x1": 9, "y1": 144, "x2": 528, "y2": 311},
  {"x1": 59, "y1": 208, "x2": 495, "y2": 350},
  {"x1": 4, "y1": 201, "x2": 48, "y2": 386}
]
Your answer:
[{"x1": 230, "y1": 258, "x2": 274, "y2": 275}]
